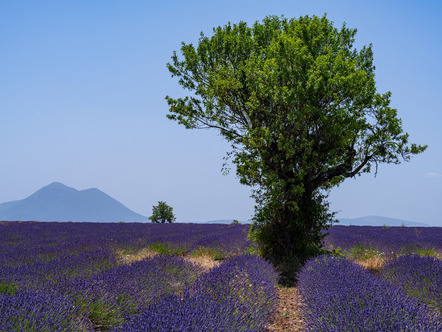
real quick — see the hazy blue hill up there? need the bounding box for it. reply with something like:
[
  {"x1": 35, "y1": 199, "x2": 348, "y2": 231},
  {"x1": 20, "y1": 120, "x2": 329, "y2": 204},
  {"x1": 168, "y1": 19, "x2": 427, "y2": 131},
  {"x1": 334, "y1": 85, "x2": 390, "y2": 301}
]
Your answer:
[
  {"x1": 203, "y1": 219, "x2": 250, "y2": 224},
  {"x1": 0, "y1": 182, "x2": 148, "y2": 222},
  {"x1": 204, "y1": 219, "x2": 236, "y2": 224},
  {"x1": 200, "y1": 217, "x2": 431, "y2": 226},
  {"x1": 337, "y1": 216, "x2": 431, "y2": 227}
]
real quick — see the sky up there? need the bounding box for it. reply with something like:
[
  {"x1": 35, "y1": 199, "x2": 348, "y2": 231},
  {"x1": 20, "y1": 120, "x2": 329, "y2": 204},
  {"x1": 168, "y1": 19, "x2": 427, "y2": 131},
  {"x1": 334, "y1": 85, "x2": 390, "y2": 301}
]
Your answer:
[{"x1": 1, "y1": 0, "x2": 441, "y2": 226}]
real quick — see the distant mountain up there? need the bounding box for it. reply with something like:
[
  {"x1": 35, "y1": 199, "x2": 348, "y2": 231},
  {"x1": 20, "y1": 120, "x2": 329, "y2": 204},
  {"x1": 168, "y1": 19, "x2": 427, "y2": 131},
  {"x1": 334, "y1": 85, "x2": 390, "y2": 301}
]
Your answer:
[
  {"x1": 203, "y1": 219, "x2": 250, "y2": 224},
  {"x1": 0, "y1": 182, "x2": 148, "y2": 222},
  {"x1": 201, "y1": 216, "x2": 432, "y2": 227},
  {"x1": 337, "y1": 216, "x2": 431, "y2": 227}
]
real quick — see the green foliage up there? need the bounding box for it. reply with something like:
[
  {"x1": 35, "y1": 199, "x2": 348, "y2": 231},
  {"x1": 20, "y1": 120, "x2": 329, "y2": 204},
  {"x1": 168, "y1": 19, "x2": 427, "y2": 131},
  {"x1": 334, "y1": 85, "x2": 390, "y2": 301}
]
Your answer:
[
  {"x1": 327, "y1": 244, "x2": 345, "y2": 258},
  {"x1": 400, "y1": 245, "x2": 440, "y2": 258},
  {"x1": 79, "y1": 297, "x2": 124, "y2": 330},
  {"x1": 0, "y1": 282, "x2": 18, "y2": 295},
  {"x1": 166, "y1": 14, "x2": 426, "y2": 284},
  {"x1": 148, "y1": 242, "x2": 188, "y2": 256},
  {"x1": 244, "y1": 243, "x2": 261, "y2": 256},
  {"x1": 346, "y1": 244, "x2": 383, "y2": 261},
  {"x1": 149, "y1": 201, "x2": 176, "y2": 223},
  {"x1": 231, "y1": 219, "x2": 241, "y2": 225},
  {"x1": 191, "y1": 246, "x2": 227, "y2": 260},
  {"x1": 148, "y1": 242, "x2": 171, "y2": 255},
  {"x1": 412, "y1": 247, "x2": 440, "y2": 258}
]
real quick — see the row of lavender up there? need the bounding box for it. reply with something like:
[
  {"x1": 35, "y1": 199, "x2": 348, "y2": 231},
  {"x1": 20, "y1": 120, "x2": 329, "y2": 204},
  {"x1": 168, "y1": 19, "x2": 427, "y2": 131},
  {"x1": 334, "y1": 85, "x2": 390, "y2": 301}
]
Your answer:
[
  {"x1": 114, "y1": 255, "x2": 277, "y2": 331},
  {"x1": 298, "y1": 254, "x2": 442, "y2": 331},
  {"x1": 0, "y1": 221, "x2": 254, "y2": 266},
  {"x1": 0, "y1": 221, "x2": 277, "y2": 331},
  {"x1": 1, "y1": 255, "x2": 277, "y2": 331},
  {"x1": 324, "y1": 225, "x2": 442, "y2": 259},
  {"x1": 298, "y1": 226, "x2": 442, "y2": 331}
]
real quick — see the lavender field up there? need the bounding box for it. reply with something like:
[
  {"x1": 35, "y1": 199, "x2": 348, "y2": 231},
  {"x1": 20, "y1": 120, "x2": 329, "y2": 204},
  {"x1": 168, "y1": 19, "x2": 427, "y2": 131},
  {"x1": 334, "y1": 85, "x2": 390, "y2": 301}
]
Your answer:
[
  {"x1": 299, "y1": 226, "x2": 442, "y2": 331},
  {"x1": 0, "y1": 222, "x2": 277, "y2": 331},
  {"x1": 324, "y1": 225, "x2": 442, "y2": 260},
  {"x1": 1, "y1": 222, "x2": 441, "y2": 331}
]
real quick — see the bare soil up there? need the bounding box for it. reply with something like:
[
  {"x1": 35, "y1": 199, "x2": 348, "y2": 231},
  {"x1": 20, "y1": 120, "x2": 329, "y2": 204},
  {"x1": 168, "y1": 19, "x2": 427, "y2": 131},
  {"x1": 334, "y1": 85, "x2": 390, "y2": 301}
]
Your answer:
[
  {"x1": 267, "y1": 286, "x2": 305, "y2": 331},
  {"x1": 184, "y1": 253, "x2": 221, "y2": 271}
]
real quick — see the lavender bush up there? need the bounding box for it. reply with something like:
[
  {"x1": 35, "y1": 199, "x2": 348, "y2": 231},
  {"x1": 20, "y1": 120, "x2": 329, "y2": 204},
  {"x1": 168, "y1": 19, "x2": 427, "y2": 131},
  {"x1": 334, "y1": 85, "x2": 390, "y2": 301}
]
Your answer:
[
  {"x1": 116, "y1": 254, "x2": 278, "y2": 332},
  {"x1": 0, "y1": 249, "x2": 118, "y2": 292},
  {"x1": 381, "y1": 254, "x2": 442, "y2": 315},
  {"x1": 0, "y1": 289, "x2": 93, "y2": 331},
  {"x1": 298, "y1": 255, "x2": 441, "y2": 331},
  {"x1": 324, "y1": 225, "x2": 442, "y2": 259},
  {"x1": 68, "y1": 255, "x2": 204, "y2": 329}
]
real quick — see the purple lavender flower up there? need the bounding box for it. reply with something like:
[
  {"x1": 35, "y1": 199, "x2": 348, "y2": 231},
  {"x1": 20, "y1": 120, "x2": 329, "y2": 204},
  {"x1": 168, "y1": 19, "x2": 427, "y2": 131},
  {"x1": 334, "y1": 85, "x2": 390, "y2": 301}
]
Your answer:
[
  {"x1": 298, "y1": 255, "x2": 441, "y2": 331},
  {"x1": 381, "y1": 254, "x2": 442, "y2": 315},
  {"x1": 0, "y1": 289, "x2": 93, "y2": 331},
  {"x1": 116, "y1": 254, "x2": 278, "y2": 332},
  {"x1": 324, "y1": 225, "x2": 442, "y2": 259}
]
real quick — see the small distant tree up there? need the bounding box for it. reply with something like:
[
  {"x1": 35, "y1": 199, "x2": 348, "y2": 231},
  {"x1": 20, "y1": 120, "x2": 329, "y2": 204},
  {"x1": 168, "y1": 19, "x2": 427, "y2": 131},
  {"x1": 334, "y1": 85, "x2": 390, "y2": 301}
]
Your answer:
[
  {"x1": 149, "y1": 201, "x2": 176, "y2": 223},
  {"x1": 231, "y1": 219, "x2": 241, "y2": 225}
]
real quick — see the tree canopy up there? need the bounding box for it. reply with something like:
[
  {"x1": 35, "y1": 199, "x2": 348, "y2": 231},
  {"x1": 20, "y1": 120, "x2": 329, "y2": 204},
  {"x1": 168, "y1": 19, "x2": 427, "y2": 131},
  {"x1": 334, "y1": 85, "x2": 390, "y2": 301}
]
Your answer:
[
  {"x1": 149, "y1": 201, "x2": 176, "y2": 223},
  {"x1": 166, "y1": 15, "x2": 426, "y2": 283}
]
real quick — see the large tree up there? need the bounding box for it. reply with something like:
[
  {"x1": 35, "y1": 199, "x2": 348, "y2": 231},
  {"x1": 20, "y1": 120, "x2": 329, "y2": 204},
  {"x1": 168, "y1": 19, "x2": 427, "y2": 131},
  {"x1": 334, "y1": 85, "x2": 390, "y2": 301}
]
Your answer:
[{"x1": 166, "y1": 15, "x2": 426, "y2": 283}]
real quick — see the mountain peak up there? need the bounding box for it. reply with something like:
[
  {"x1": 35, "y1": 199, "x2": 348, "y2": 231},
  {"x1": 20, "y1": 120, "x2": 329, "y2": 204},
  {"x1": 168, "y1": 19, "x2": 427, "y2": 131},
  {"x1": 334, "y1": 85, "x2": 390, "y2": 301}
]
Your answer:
[
  {"x1": 46, "y1": 182, "x2": 70, "y2": 188},
  {"x1": 0, "y1": 183, "x2": 147, "y2": 222},
  {"x1": 38, "y1": 182, "x2": 78, "y2": 192}
]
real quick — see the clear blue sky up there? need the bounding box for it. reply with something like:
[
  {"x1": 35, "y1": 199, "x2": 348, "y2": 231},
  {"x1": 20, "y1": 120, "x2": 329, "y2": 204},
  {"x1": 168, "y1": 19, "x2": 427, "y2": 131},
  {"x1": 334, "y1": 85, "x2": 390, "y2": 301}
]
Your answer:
[{"x1": 1, "y1": 1, "x2": 441, "y2": 225}]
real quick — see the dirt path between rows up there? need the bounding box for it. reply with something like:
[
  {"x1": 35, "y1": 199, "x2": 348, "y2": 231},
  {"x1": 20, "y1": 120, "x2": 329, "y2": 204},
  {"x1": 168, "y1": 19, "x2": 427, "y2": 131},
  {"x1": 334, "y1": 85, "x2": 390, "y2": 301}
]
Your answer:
[{"x1": 268, "y1": 286, "x2": 305, "y2": 331}]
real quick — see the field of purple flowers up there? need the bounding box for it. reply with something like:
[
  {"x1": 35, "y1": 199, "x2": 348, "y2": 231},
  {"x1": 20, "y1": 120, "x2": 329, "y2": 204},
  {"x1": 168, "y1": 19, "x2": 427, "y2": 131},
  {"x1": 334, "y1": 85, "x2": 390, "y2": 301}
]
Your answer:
[
  {"x1": 1, "y1": 222, "x2": 441, "y2": 331},
  {"x1": 324, "y1": 225, "x2": 442, "y2": 260},
  {"x1": 298, "y1": 226, "x2": 442, "y2": 331},
  {"x1": 298, "y1": 255, "x2": 441, "y2": 331},
  {"x1": 0, "y1": 221, "x2": 277, "y2": 331}
]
